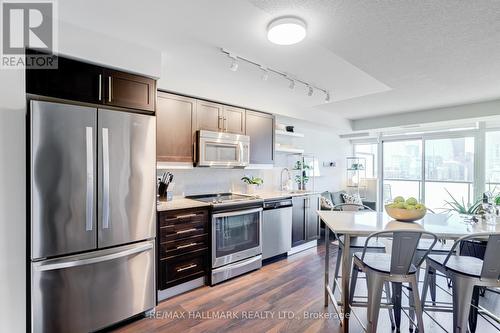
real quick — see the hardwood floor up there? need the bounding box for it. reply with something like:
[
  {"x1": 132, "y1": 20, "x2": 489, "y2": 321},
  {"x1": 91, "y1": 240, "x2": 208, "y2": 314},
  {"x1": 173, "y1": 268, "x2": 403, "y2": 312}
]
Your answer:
[{"x1": 113, "y1": 241, "x2": 500, "y2": 333}]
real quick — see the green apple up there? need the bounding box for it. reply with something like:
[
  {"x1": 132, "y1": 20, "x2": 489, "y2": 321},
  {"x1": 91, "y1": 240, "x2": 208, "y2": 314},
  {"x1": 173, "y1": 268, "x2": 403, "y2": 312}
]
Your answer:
[
  {"x1": 415, "y1": 203, "x2": 426, "y2": 210},
  {"x1": 406, "y1": 197, "x2": 418, "y2": 206},
  {"x1": 395, "y1": 202, "x2": 406, "y2": 209},
  {"x1": 393, "y1": 196, "x2": 405, "y2": 203}
]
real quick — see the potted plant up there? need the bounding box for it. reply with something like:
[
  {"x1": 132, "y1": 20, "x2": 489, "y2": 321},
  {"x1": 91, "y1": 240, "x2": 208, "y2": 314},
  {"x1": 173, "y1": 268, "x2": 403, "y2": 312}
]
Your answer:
[
  {"x1": 292, "y1": 160, "x2": 311, "y2": 190},
  {"x1": 442, "y1": 189, "x2": 483, "y2": 217},
  {"x1": 241, "y1": 176, "x2": 263, "y2": 194}
]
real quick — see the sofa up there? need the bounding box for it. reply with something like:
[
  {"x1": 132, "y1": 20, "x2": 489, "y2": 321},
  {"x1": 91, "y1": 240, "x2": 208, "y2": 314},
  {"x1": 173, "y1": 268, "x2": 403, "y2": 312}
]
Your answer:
[{"x1": 320, "y1": 190, "x2": 376, "y2": 211}]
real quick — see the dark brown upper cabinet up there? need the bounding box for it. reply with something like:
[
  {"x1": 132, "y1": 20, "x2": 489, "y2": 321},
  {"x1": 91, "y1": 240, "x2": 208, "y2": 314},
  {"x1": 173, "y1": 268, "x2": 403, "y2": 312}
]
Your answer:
[
  {"x1": 195, "y1": 100, "x2": 223, "y2": 132},
  {"x1": 195, "y1": 101, "x2": 246, "y2": 135},
  {"x1": 245, "y1": 110, "x2": 274, "y2": 164},
  {"x1": 157, "y1": 92, "x2": 196, "y2": 162},
  {"x1": 223, "y1": 106, "x2": 246, "y2": 134},
  {"x1": 26, "y1": 55, "x2": 103, "y2": 104},
  {"x1": 26, "y1": 51, "x2": 156, "y2": 113},
  {"x1": 103, "y1": 69, "x2": 156, "y2": 112}
]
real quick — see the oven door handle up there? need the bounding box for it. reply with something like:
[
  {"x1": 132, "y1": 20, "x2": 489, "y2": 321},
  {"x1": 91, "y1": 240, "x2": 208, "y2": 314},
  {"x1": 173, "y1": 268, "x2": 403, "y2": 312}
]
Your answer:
[{"x1": 212, "y1": 207, "x2": 263, "y2": 219}]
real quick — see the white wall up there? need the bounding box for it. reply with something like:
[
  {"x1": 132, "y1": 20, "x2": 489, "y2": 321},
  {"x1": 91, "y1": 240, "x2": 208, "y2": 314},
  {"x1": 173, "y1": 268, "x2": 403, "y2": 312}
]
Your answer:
[
  {"x1": 159, "y1": 116, "x2": 350, "y2": 196},
  {"x1": 57, "y1": 20, "x2": 162, "y2": 78},
  {"x1": 0, "y1": 25, "x2": 161, "y2": 332},
  {"x1": 0, "y1": 70, "x2": 26, "y2": 333}
]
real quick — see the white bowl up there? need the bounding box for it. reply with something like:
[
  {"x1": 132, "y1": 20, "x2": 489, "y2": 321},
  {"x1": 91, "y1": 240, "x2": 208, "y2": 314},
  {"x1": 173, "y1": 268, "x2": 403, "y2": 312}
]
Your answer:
[{"x1": 385, "y1": 205, "x2": 427, "y2": 222}]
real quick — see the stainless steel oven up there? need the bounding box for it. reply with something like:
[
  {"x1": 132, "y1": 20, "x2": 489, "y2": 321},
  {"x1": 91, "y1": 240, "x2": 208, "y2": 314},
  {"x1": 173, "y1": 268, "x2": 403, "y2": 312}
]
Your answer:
[
  {"x1": 196, "y1": 130, "x2": 250, "y2": 168},
  {"x1": 211, "y1": 206, "x2": 262, "y2": 284}
]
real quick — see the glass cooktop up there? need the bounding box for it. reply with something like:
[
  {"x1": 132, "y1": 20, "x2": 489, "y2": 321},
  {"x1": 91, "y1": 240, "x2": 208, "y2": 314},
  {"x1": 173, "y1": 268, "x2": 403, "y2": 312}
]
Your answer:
[{"x1": 187, "y1": 193, "x2": 258, "y2": 204}]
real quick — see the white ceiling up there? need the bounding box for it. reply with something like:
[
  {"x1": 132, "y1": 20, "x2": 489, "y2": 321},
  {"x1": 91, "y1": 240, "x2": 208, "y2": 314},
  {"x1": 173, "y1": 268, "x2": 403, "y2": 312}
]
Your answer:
[{"x1": 58, "y1": 0, "x2": 500, "y2": 128}]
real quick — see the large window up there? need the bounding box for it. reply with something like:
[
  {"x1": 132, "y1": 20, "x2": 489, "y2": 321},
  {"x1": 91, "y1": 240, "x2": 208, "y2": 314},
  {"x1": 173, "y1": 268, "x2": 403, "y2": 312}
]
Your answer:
[
  {"x1": 381, "y1": 137, "x2": 475, "y2": 210},
  {"x1": 382, "y1": 140, "x2": 422, "y2": 203},
  {"x1": 424, "y1": 137, "x2": 475, "y2": 210},
  {"x1": 486, "y1": 131, "x2": 500, "y2": 192}
]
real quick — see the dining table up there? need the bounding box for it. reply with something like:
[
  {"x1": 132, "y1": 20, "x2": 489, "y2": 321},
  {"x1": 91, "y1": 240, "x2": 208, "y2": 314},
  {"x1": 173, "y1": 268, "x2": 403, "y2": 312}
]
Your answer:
[{"x1": 317, "y1": 210, "x2": 500, "y2": 333}]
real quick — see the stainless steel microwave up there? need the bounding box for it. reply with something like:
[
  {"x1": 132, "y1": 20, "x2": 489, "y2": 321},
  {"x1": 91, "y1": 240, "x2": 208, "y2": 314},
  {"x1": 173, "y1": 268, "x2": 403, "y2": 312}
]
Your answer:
[{"x1": 196, "y1": 130, "x2": 250, "y2": 168}]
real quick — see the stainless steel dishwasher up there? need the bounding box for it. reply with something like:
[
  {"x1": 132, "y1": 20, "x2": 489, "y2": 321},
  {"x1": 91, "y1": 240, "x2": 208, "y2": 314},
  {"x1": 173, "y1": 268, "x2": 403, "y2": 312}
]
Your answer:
[{"x1": 262, "y1": 197, "x2": 293, "y2": 260}]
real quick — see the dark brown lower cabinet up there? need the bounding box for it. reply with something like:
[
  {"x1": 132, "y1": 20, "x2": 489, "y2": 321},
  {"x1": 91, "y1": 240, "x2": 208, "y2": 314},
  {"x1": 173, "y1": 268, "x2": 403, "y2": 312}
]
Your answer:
[
  {"x1": 157, "y1": 207, "x2": 209, "y2": 290},
  {"x1": 292, "y1": 195, "x2": 320, "y2": 247}
]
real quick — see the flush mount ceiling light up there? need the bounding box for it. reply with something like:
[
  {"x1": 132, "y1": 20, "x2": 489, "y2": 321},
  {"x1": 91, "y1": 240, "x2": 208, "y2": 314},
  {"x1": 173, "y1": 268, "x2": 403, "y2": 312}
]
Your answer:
[{"x1": 267, "y1": 17, "x2": 307, "y2": 45}]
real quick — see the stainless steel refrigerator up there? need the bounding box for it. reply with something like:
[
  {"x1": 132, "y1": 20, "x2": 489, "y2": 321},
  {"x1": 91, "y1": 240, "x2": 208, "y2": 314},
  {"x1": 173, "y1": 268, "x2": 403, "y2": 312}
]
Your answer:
[{"x1": 29, "y1": 100, "x2": 156, "y2": 333}]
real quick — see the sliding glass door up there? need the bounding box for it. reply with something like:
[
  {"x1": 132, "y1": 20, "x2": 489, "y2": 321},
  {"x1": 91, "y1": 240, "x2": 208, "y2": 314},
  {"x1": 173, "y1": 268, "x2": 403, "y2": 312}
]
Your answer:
[
  {"x1": 424, "y1": 137, "x2": 475, "y2": 210},
  {"x1": 382, "y1": 140, "x2": 422, "y2": 203},
  {"x1": 486, "y1": 131, "x2": 500, "y2": 192},
  {"x1": 382, "y1": 136, "x2": 475, "y2": 210}
]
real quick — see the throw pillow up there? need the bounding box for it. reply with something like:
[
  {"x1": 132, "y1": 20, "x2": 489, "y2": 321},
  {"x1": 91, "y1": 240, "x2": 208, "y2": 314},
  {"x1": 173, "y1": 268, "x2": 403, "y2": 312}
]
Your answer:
[
  {"x1": 342, "y1": 192, "x2": 363, "y2": 205},
  {"x1": 320, "y1": 196, "x2": 334, "y2": 210}
]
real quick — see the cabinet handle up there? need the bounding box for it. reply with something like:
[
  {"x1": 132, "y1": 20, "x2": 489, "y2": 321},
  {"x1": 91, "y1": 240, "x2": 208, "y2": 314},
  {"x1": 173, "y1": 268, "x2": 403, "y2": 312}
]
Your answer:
[
  {"x1": 218, "y1": 116, "x2": 223, "y2": 130},
  {"x1": 108, "y1": 76, "x2": 112, "y2": 102},
  {"x1": 176, "y1": 263, "x2": 197, "y2": 272},
  {"x1": 98, "y1": 74, "x2": 102, "y2": 101},
  {"x1": 175, "y1": 213, "x2": 197, "y2": 219},
  {"x1": 223, "y1": 117, "x2": 227, "y2": 132},
  {"x1": 177, "y1": 242, "x2": 197, "y2": 249},
  {"x1": 176, "y1": 228, "x2": 197, "y2": 234}
]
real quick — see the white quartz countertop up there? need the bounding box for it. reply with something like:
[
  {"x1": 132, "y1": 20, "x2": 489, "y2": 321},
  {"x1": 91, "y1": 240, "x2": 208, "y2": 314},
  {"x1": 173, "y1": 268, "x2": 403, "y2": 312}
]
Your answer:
[
  {"x1": 254, "y1": 191, "x2": 321, "y2": 200},
  {"x1": 318, "y1": 210, "x2": 500, "y2": 239},
  {"x1": 157, "y1": 198, "x2": 211, "y2": 212},
  {"x1": 156, "y1": 191, "x2": 322, "y2": 212}
]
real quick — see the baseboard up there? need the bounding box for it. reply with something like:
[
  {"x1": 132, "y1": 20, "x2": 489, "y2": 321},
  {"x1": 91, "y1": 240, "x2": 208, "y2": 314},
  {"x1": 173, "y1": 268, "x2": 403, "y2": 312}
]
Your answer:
[
  {"x1": 287, "y1": 240, "x2": 318, "y2": 256},
  {"x1": 157, "y1": 277, "x2": 205, "y2": 302}
]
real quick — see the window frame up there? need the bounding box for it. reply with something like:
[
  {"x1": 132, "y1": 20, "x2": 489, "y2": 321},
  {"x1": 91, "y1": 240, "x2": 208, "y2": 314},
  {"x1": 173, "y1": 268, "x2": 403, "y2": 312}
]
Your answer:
[{"x1": 352, "y1": 127, "x2": 486, "y2": 212}]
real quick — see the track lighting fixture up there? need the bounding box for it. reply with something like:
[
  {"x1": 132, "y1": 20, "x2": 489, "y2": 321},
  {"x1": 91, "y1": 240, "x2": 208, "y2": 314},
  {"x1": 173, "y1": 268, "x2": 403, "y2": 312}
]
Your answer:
[
  {"x1": 307, "y1": 85, "x2": 313, "y2": 96},
  {"x1": 220, "y1": 48, "x2": 330, "y2": 100}
]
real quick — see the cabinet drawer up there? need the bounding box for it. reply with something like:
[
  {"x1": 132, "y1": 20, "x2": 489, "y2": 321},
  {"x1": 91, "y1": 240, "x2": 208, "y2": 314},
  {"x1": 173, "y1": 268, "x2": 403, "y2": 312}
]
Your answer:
[
  {"x1": 160, "y1": 220, "x2": 207, "y2": 242},
  {"x1": 159, "y1": 250, "x2": 206, "y2": 287},
  {"x1": 159, "y1": 209, "x2": 208, "y2": 227},
  {"x1": 160, "y1": 234, "x2": 208, "y2": 258}
]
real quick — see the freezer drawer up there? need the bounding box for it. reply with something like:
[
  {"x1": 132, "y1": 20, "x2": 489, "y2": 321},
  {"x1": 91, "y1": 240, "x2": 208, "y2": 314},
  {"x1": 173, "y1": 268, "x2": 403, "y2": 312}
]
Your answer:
[{"x1": 31, "y1": 240, "x2": 155, "y2": 333}]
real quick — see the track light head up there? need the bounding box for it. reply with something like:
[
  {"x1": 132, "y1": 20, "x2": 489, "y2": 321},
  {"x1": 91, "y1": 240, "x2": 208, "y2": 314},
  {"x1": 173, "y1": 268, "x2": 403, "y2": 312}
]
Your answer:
[
  {"x1": 260, "y1": 67, "x2": 269, "y2": 81},
  {"x1": 289, "y1": 79, "x2": 295, "y2": 89},
  {"x1": 307, "y1": 86, "x2": 313, "y2": 96},
  {"x1": 229, "y1": 57, "x2": 239, "y2": 71},
  {"x1": 325, "y1": 91, "x2": 331, "y2": 103}
]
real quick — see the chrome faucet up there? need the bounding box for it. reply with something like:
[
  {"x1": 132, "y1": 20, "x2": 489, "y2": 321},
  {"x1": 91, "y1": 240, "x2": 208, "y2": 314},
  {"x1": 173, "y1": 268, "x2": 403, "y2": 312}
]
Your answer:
[{"x1": 280, "y1": 168, "x2": 291, "y2": 191}]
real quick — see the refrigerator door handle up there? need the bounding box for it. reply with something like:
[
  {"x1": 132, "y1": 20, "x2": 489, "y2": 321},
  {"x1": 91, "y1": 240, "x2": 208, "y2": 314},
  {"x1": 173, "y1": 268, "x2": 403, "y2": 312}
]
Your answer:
[
  {"x1": 85, "y1": 127, "x2": 94, "y2": 231},
  {"x1": 102, "y1": 127, "x2": 110, "y2": 229},
  {"x1": 33, "y1": 242, "x2": 153, "y2": 272}
]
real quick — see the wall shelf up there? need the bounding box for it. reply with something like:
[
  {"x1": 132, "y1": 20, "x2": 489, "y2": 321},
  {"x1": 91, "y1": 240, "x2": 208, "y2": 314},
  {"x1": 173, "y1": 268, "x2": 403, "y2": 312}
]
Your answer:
[
  {"x1": 275, "y1": 130, "x2": 305, "y2": 138},
  {"x1": 275, "y1": 146, "x2": 305, "y2": 154}
]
